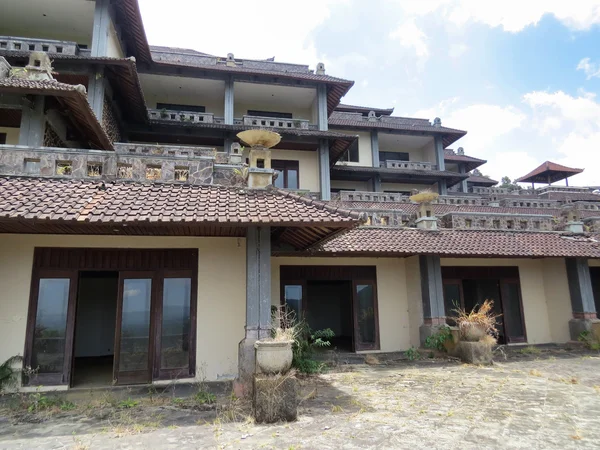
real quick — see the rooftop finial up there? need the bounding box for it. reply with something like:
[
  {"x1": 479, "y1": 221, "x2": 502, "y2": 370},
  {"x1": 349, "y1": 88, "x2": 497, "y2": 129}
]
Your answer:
[
  {"x1": 226, "y1": 53, "x2": 236, "y2": 67},
  {"x1": 433, "y1": 117, "x2": 442, "y2": 127},
  {"x1": 316, "y1": 62, "x2": 325, "y2": 75},
  {"x1": 457, "y1": 147, "x2": 464, "y2": 155}
]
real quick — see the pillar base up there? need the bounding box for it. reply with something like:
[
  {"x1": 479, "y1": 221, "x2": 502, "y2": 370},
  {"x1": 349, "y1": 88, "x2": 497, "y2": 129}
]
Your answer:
[
  {"x1": 253, "y1": 373, "x2": 298, "y2": 423},
  {"x1": 569, "y1": 318, "x2": 600, "y2": 341},
  {"x1": 419, "y1": 318, "x2": 447, "y2": 346}
]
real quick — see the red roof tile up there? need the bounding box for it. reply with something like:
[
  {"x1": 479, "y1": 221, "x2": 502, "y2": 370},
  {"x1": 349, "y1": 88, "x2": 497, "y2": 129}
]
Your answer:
[
  {"x1": 516, "y1": 161, "x2": 584, "y2": 184},
  {"x1": 312, "y1": 227, "x2": 600, "y2": 258},
  {"x1": 0, "y1": 177, "x2": 360, "y2": 226}
]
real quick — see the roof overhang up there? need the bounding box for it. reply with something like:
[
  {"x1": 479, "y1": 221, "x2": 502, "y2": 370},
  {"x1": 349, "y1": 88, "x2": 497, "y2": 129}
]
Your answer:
[{"x1": 331, "y1": 165, "x2": 469, "y2": 186}]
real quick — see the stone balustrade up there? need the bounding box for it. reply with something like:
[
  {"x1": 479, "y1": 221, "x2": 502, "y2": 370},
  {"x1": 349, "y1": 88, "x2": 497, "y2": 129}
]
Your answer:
[
  {"x1": 499, "y1": 198, "x2": 558, "y2": 208},
  {"x1": 149, "y1": 108, "x2": 216, "y2": 124},
  {"x1": 0, "y1": 36, "x2": 78, "y2": 55},
  {"x1": 441, "y1": 212, "x2": 554, "y2": 231},
  {"x1": 437, "y1": 196, "x2": 484, "y2": 206},
  {"x1": 241, "y1": 115, "x2": 310, "y2": 130},
  {"x1": 536, "y1": 185, "x2": 592, "y2": 194},
  {"x1": 339, "y1": 190, "x2": 408, "y2": 202},
  {"x1": 0, "y1": 143, "x2": 228, "y2": 185},
  {"x1": 383, "y1": 160, "x2": 437, "y2": 171}
]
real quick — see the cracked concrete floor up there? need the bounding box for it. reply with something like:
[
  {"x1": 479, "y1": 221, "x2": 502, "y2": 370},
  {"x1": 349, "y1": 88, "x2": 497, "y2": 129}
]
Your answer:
[{"x1": 1, "y1": 352, "x2": 600, "y2": 449}]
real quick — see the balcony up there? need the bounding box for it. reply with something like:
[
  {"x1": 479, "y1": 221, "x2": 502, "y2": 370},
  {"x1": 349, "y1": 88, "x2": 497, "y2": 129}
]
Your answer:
[
  {"x1": 237, "y1": 115, "x2": 313, "y2": 130},
  {"x1": 381, "y1": 160, "x2": 437, "y2": 171},
  {"x1": 338, "y1": 190, "x2": 409, "y2": 202},
  {"x1": 148, "y1": 108, "x2": 224, "y2": 125},
  {"x1": 0, "y1": 36, "x2": 79, "y2": 55}
]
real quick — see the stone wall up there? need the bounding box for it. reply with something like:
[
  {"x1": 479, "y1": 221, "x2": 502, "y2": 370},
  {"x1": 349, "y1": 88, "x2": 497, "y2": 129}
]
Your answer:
[
  {"x1": 441, "y1": 212, "x2": 554, "y2": 231},
  {"x1": 0, "y1": 144, "x2": 236, "y2": 185},
  {"x1": 102, "y1": 96, "x2": 122, "y2": 143}
]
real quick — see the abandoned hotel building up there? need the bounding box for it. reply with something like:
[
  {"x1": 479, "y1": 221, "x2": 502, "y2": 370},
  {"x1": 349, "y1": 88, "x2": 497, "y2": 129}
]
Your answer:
[{"x1": 1, "y1": 0, "x2": 600, "y2": 391}]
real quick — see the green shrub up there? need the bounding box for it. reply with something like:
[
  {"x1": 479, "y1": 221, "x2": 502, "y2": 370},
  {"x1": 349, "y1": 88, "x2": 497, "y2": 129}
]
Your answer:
[
  {"x1": 579, "y1": 331, "x2": 600, "y2": 351},
  {"x1": 118, "y1": 398, "x2": 139, "y2": 409},
  {"x1": 0, "y1": 355, "x2": 23, "y2": 392},
  {"x1": 405, "y1": 347, "x2": 420, "y2": 361},
  {"x1": 292, "y1": 322, "x2": 334, "y2": 374},
  {"x1": 195, "y1": 390, "x2": 216, "y2": 405},
  {"x1": 424, "y1": 327, "x2": 452, "y2": 352}
]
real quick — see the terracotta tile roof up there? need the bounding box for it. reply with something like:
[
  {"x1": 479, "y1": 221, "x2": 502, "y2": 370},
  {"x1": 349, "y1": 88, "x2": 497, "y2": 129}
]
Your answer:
[
  {"x1": 444, "y1": 149, "x2": 486, "y2": 171},
  {"x1": 312, "y1": 227, "x2": 600, "y2": 258},
  {"x1": 115, "y1": 0, "x2": 153, "y2": 64},
  {"x1": 467, "y1": 175, "x2": 498, "y2": 186},
  {"x1": 0, "y1": 51, "x2": 148, "y2": 124},
  {"x1": 0, "y1": 78, "x2": 113, "y2": 150},
  {"x1": 335, "y1": 104, "x2": 394, "y2": 115},
  {"x1": 329, "y1": 111, "x2": 467, "y2": 147},
  {"x1": 0, "y1": 176, "x2": 360, "y2": 226},
  {"x1": 516, "y1": 161, "x2": 584, "y2": 184}
]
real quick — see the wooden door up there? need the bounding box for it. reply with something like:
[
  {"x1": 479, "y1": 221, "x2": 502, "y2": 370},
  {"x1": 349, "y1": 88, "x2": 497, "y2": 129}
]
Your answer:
[
  {"x1": 113, "y1": 272, "x2": 155, "y2": 385},
  {"x1": 352, "y1": 280, "x2": 379, "y2": 351},
  {"x1": 499, "y1": 279, "x2": 527, "y2": 343}
]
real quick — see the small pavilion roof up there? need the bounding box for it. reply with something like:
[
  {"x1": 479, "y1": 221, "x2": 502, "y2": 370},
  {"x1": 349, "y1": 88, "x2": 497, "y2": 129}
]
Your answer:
[
  {"x1": 516, "y1": 161, "x2": 584, "y2": 184},
  {"x1": 467, "y1": 174, "x2": 498, "y2": 187}
]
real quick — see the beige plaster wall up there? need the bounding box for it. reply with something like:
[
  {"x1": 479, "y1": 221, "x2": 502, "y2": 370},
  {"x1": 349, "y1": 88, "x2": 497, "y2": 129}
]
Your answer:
[
  {"x1": 589, "y1": 259, "x2": 600, "y2": 267},
  {"x1": 0, "y1": 235, "x2": 246, "y2": 383},
  {"x1": 269, "y1": 149, "x2": 319, "y2": 192},
  {"x1": 271, "y1": 257, "x2": 412, "y2": 352},
  {"x1": 144, "y1": 91, "x2": 225, "y2": 117},
  {"x1": 440, "y1": 258, "x2": 570, "y2": 344},
  {"x1": 0, "y1": 127, "x2": 19, "y2": 145},
  {"x1": 331, "y1": 180, "x2": 371, "y2": 192},
  {"x1": 334, "y1": 130, "x2": 373, "y2": 167},
  {"x1": 106, "y1": 19, "x2": 124, "y2": 58},
  {"x1": 405, "y1": 256, "x2": 423, "y2": 347}
]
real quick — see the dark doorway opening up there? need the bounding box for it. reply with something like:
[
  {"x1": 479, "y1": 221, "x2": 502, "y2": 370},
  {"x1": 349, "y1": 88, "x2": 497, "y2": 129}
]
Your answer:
[
  {"x1": 306, "y1": 281, "x2": 354, "y2": 351},
  {"x1": 72, "y1": 271, "x2": 119, "y2": 387},
  {"x1": 443, "y1": 267, "x2": 526, "y2": 344}
]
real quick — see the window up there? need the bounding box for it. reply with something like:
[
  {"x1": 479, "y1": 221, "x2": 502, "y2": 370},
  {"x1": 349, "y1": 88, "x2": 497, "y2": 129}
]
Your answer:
[
  {"x1": 340, "y1": 142, "x2": 359, "y2": 163},
  {"x1": 174, "y1": 167, "x2": 189, "y2": 182},
  {"x1": 493, "y1": 220, "x2": 501, "y2": 229},
  {"x1": 56, "y1": 161, "x2": 72, "y2": 176},
  {"x1": 0, "y1": 133, "x2": 6, "y2": 144},
  {"x1": 520, "y1": 221, "x2": 528, "y2": 230},
  {"x1": 117, "y1": 164, "x2": 133, "y2": 179},
  {"x1": 157, "y1": 103, "x2": 206, "y2": 113},
  {"x1": 379, "y1": 151, "x2": 409, "y2": 163},
  {"x1": 87, "y1": 163, "x2": 102, "y2": 177},
  {"x1": 507, "y1": 220, "x2": 514, "y2": 229},
  {"x1": 145, "y1": 165, "x2": 162, "y2": 180},
  {"x1": 465, "y1": 219, "x2": 472, "y2": 228},
  {"x1": 272, "y1": 160, "x2": 299, "y2": 189},
  {"x1": 247, "y1": 109, "x2": 292, "y2": 119}
]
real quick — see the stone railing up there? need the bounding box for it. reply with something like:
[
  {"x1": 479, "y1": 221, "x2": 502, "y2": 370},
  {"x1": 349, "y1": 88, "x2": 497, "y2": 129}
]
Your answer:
[
  {"x1": 0, "y1": 36, "x2": 78, "y2": 55},
  {"x1": 437, "y1": 196, "x2": 484, "y2": 206},
  {"x1": 441, "y1": 212, "x2": 554, "y2": 231},
  {"x1": 536, "y1": 186, "x2": 592, "y2": 194},
  {"x1": 0, "y1": 143, "x2": 227, "y2": 185},
  {"x1": 240, "y1": 115, "x2": 310, "y2": 130},
  {"x1": 339, "y1": 190, "x2": 408, "y2": 202},
  {"x1": 382, "y1": 160, "x2": 437, "y2": 171},
  {"x1": 471, "y1": 186, "x2": 512, "y2": 195},
  {"x1": 499, "y1": 198, "x2": 559, "y2": 209},
  {"x1": 148, "y1": 108, "x2": 216, "y2": 124}
]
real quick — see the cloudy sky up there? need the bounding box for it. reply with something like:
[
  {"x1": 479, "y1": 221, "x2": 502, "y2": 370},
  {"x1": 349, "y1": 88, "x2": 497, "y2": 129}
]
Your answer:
[{"x1": 138, "y1": 0, "x2": 600, "y2": 185}]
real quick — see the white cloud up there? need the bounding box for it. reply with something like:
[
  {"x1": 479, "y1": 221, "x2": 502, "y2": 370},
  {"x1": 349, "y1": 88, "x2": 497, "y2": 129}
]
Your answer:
[
  {"x1": 138, "y1": 0, "x2": 347, "y2": 65},
  {"x1": 448, "y1": 43, "x2": 468, "y2": 58},
  {"x1": 399, "y1": 0, "x2": 600, "y2": 32},
  {"x1": 577, "y1": 57, "x2": 600, "y2": 79},
  {"x1": 389, "y1": 19, "x2": 429, "y2": 62}
]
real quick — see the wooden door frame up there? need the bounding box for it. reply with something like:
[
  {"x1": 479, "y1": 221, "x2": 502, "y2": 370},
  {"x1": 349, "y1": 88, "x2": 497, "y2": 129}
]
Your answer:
[
  {"x1": 23, "y1": 269, "x2": 79, "y2": 386},
  {"x1": 113, "y1": 271, "x2": 156, "y2": 385},
  {"x1": 352, "y1": 279, "x2": 380, "y2": 351},
  {"x1": 499, "y1": 278, "x2": 528, "y2": 343},
  {"x1": 154, "y1": 269, "x2": 197, "y2": 380}
]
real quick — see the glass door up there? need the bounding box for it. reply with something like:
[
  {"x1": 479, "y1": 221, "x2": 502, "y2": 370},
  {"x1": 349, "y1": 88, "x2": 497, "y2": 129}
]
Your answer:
[
  {"x1": 114, "y1": 272, "x2": 154, "y2": 385},
  {"x1": 352, "y1": 281, "x2": 379, "y2": 351},
  {"x1": 499, "y1": 280, "x2": 527, "y2": 343},
  {"x1": 24, "y1": 270, "x2": 78, "y2": 386}
]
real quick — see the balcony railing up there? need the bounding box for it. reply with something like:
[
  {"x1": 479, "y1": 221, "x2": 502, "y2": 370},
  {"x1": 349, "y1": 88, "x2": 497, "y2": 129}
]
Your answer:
[
  {"x1": 0, "y1": 36, "x2": 78, "y2": 55},
  {"x1": 339, "y1": 190, "x2": 408, "y2": 202},
  {"x1": 240, "y1": 115, "x2": 311, "y2": 130},
  {"x1": 148, "y1": 108, "x2": 218, "y2": 124},
  {"x1": 381, "y1": 160, "x2": 437, "y2": 171}
]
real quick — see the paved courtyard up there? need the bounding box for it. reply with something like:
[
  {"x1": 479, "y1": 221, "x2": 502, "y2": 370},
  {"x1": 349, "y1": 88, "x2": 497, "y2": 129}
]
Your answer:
[{"x1": 1, "y1": 348, "x2": 600, "y2": 449}]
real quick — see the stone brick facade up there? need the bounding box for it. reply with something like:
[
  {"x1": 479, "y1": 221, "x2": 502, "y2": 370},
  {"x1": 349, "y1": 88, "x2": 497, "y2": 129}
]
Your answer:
[{"x1": 441, "y1": 212, "x2": 554, "y2": 231}]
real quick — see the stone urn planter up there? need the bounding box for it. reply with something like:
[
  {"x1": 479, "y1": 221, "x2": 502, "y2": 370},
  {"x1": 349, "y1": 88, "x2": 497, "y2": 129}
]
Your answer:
[
  {"x1": 254, "y1": 340, "x2": 294, "y2": 374},
  {"x1": 459, "y1": 322, "x2": 487, "y2": 342}
]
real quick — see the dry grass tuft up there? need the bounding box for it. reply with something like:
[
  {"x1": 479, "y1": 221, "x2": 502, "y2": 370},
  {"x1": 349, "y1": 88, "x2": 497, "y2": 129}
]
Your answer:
[
  {"x1": 454, "y1": 299, "x2": 501, "y2": 338},
  {"x1": 364, "y1": 354, "x2": 381, "y2": 365}
]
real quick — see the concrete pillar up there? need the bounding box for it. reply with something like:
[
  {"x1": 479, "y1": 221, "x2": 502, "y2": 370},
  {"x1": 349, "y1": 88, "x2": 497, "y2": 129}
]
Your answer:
[
  {"x1": 224, "y1": 77, "x2": 234, "y2": 125},
  {"x1": 319, "y1": 139, "x2": 331, "y2": 200},
  {"x1": 419, "y1": 255, "x2": 446, "y2": 344},
  {"x1": 459, "y1": 163, "x2": 468, "y2": 193},
  {"x1": 566, "y1": 258, "x2": 598, "y2": 340},
  {"x1": 372, "y1": 174, "x2": 382, "y2": 192},
  {"x1": 370, "y1": 130, "x2": 380, "y2": 168},
  {"x1": 317, "y1": 84, "x2": 328, "y2": 131},
  {"x1": 434, "y1": 136, "x2": 447, "y2": 195},
  {"x1": 18, "y1": 96, "x2": 45, "y2": 147},
  {"x1": 236, "y1": 226, "x2": 271, "y2": 396},
  {"x1": 88, "y1": 69, "x2": 106, "y2": 122},
  {"x1": 91, "y1": 0, "x2": 111, "y2": 57}
]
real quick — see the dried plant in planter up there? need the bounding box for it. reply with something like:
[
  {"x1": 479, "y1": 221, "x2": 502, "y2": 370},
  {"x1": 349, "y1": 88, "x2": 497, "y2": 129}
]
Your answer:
[{"x1": 453, "y1": 299, "x2": 501, "y2": 343}]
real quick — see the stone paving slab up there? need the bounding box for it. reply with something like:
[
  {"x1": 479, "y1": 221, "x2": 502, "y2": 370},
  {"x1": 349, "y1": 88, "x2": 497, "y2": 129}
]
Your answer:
[{"x1": 1, "y1": 352, "x2": 600, "y2": 449}]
